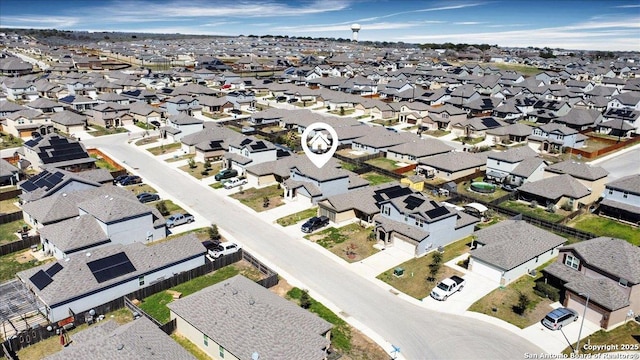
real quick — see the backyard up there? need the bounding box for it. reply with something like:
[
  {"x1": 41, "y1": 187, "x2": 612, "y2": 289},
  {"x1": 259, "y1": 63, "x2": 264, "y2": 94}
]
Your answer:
[
  {"x1": 0, "y1": 198, "x2": 21, "y2": 214},
  {"x1": 0, "y1": 249, "x2": 54, "y2": 282},
  {"x1": 0, "y1": 219, "x2": 28, "y2": 245},
  {"x1": 365, "y1": 157, "x2": 403, "y2": 171},
  {"x1": 138, "y1": 261, "x2": 264, "y2": 324},
  {"x1": 377, "y1": 236, "x2": 472, "y2": 299},
  {"x1": 305, "y1": 223, "x2": 378, "y2": 263},
  {"x1": 0, "y1": 132, "x2": 23, "y2": 149},
  {"x1": 468, "y1": 263, "x2": 555, "y2": 329},
  {"x1": 360, "y1": 171, "x2": 397, "y2": 186},
  {"x1": 568, "y1": 214, "x2": 640, "y2": 245},
  {"x1": 90, "y1": 154, "x2": 119, "y2": 171},
  {"x1": 276, "y1": 207, "x2": 318, "y2": 227},
  {"x1": 230, "y1": 185, "x2": 283, "y2": 212},
  {"x1": 456, "y1": 179, "x2": 510, "y2": 202},
  {"x1": 500, "y1": 200, "x2": 567, "y2": 223}
]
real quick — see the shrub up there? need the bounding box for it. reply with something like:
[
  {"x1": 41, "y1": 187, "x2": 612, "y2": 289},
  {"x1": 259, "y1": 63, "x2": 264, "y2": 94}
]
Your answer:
[
  {"x1": 533, "y1": 282, "x2": 560, "y2": 301},
  {"x1": 513, "y1": 292, "x2": 530, "y2": 315},
  {"x1": 300, "y1": 290, "x2": 312, "y2": 309},
  {"x1": 204, "y1": 159, "x2": 212, "y2": 170},
  {"x1": 530, "y1": 200, "x2": 538, "y2": 208},
  {"x1": 188, "y1": 158, "x2": 197, "y2": 169},
  {"x1": 156, "y1": 201, "x2": 169, "y2": 216},
  {"x1": 208, "y1": 224, "x2": 220, "y2": 240},
  {"x1": 560, "y1": 201, "x2": 573, "y2": 212}
]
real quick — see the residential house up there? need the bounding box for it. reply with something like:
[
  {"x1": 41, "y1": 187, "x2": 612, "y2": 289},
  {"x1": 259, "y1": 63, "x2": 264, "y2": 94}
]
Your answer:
[
  {"x1": 484, "y1": 146, "x2": 546, "y2": 186},
  {"x1": 542, "y1": 237, "x2": 640, "y2": 329},
  {"x1": 386, "y1": 138, "x2": 454, "y2": 164},
  {"x1": 598, "y1": 174, "x2": 640, "y2": 224},
  {"x1": 1, "y1": 108, "x2": 53, "y2": 138},
  {"x1": 607, "y1": 92, "x2": 640, "y2": 112},
  {"x1": 164, "y1": 95, "x2": 201, "y2": 116},
  {"x1": 517, "y1": 174, "x2": 593, "y2": 211},
  {"x1": 554, "y1": 108, "x2": 603, "y2": 131},
  {"x1": 226, "y1": 90, "x2": 256, "y2": 110},
  {"x1": 601, "y1": 108, "x2": 640, "y2": 135},
  {"x1": 50, "y1": 110, "x2": 87, "y2": 135},
  {"x1": 469, "y1": 220, "x2": 566, "y2": 285},
  {"x1": 416, "y1": 152, "x2": 487, "y2": 182},
  {"x1": 2, "y1": 78, "x2": 38, "y2": 101},
  {"x1": 225, "y1": 136, "x2": 277, "y2": 175},
  {"x1": 421, "y1": 105, "x2": 467, "y2": 131},
  {"x1": 26, "y1": 97, "x2": 65, "y2": 114},
  {"x1": 58, "y1": 94, "x2": 98, "y2": 112},
  {"x1": 88, "y1": 102, "x2": 133, "y2": 128},
  {"x1": 351, "y1": 127, "x2": 415, "y2": 154},
  {"x1": 485, "y1": 123, "x2": 532, "y2": 146},
  {"x1": 180, "y1": 125, "x2": 242, "y2": 162},
  {"x1": 18, "y1": 168, "x2": 102, "y2": 203},
  {"x1": 168, "y1": 275, "x2": 332, "y2": 360},
  {"x1": 129, "y1": 102, "x2": 162, "y2": 126},
  {"x1": 0, "y1": 158, "x2": 19, "y2": 185},
  {"x1": 528, "y1": 99, "x2": 571, "y2": 123},
  {"x1": 374, "y1": 192, "x2": 479, "y2": 256},
  {"x1": 44, "y1": 317, "x2": 197, "y2": 360},
  {"x1": 196, "y1": 95, "x2": 233, "y2": 115},
  {"x1": 544, "y1": 160, "x2": 609, "y2": 205},
  {"x1": 451, "y1": 116, "x2": 507, "y2": 140},
  {"x1": 161, "y1": 114, "x2": 204, "y2": 142},
  {"x1": 528, "y1": 123, "x2": 587, "y2": 153},
  {"x1": 20, "y1": 134, "x2": 96, "y2": 172},
  {"x1": 17, "y1": 235, "x2": 205, "y2": 323}
]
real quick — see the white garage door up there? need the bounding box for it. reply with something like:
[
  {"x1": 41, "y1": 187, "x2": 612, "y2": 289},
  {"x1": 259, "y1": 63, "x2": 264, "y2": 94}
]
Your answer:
[
  {"x1": 566, "y1": 297, "x2": 603, "y2": 326},
  {"x1": 471, "y1": 259, "x2": 503, "y2": 283},
  {"x1": 393, "y1": 236, "x2": 416, "y2": 256}
]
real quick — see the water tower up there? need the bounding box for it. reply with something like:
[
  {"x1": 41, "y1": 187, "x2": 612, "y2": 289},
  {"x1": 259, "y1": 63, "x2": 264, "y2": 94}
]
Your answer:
[{"x1": 351, "y1": 23, "x2": 361, "y2": 42}]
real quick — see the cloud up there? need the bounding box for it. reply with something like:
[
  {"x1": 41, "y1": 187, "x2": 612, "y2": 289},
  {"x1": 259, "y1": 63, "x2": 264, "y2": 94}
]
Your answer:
[
  {"x1": 0, "y1": 16, "x2": 79, "y2": 28},
  {"x1": 350, "y1": 2, "x2": 484, "y2": 23},
  {"x1": 614, "y1": 4, "x2": 640, "y2": 8},
  {"x1": 275, "y1": 21, "x2": 424, "y2": 33},
  {"x1": 454, "y1": 21, "x2": 486, "y2": 25}
]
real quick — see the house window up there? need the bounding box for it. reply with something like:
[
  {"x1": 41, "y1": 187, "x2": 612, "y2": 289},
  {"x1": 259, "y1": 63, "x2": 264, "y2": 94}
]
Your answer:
[
  {"x1": 219, "y1": 345, "x2": 225, "y2": 358},
  {"x1": 496, "y1": 161, "x2": 501, "y2": 165},
  {"x1": 204, "y1": 334, "x2": 208, "y2": 346},
  {"x1": 564, "y1": 255, "x2": 580, "y2": 270},
  {"x1": 623, "y1": 192, "x2": 628, "y2": 198},
  {"x1": 619, "y1": 278, "x2": 628, "y2": 288},
  {"x1": 138, "y1": 276, "x2": 144, "y2": 286},
  {"x1": 608, "y1": 189, "x2": 613, "y2": 195}
]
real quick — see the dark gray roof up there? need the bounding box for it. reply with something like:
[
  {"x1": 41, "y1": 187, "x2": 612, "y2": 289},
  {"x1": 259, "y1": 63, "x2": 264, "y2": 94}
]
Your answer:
[
  {"x1": 471, "y1": 220, "x2": 566, "y2": 271},
  {"x1": 387, "y1": 138, "x2": 453, "y2": 158},
  {"x1": 605, "y1": 174, "x2": 640, "y2": 195},
  {"x1": 17, "y1": 235, "x2": 205, "y2": 306},
  {"x1": 39, "y1": 214, "x2": 110, "y2": 253},
  {"x1": 546, "y1": 160, "x2": 608, "y2": 181},
  {"x1": 374, "y1": 214, "x2": 429, "y2": 243},
  {"x1": 487, "y1": 146, "x2": 538, "y2": 163},
  {"x1": 44, "y1": 317, "x2": 196, "y2": 360},
  {"x1": 419, "y1": 152, "x2": 487, "y2": 172},
  {"x1": 168, "y1": 113, "x2": 204, "y2": 125},
  {"x1": 50, "y1": 110, "x2": 86, "y2": 126},
  {"x1": 518, "y1": 174, "x2": 591, "y2": 200},
  {"x1": 167, "y1": 275, "x2": 332, "y2": 360},
  {"x1": 78, "y1": 193, "x2": 152, "y2": 224},
  {"x1": 0, "y1": 158, "x2": 18, "y2": 177},
  {"x1": 511, "y1": 157, "x2": 547, "y2": 178},
  {"x1": 561, "y1": 237, "x2": 640, "y2": 284},
  {"x1": 557, "y1": 108, "x2": 602, "y2": 126}
]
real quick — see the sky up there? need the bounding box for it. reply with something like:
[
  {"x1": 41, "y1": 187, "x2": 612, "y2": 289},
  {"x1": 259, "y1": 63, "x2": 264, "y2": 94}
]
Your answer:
[{"x1": 0, "y1": 0, "x2": 639, "y2": 51}]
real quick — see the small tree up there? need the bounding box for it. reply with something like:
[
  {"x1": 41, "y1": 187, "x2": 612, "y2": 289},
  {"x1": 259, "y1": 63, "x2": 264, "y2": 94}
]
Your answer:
[
  {"x1": 204, "y1": 159, "x2": 212, "y2": 170},
  {"x1": 300, "y1": 290, "x2": 312, "y2": 309},
  {"x1": 432, "y1": 251, "x2": 443, "y2": 266},
  {"x1": 188, "y1": 158, "x2": 196, "y2": 169},
  {"x1": 339, "y1": 106, "x2": 345, "y2": 116},
  {"x1": 513, "y1": 292, "x2": 530, "y2": 315},
  {"x1": 208, "y1": 224, "x2": 220, "y2": 240},
  {"x1": 156, "y1": 201, "x2": 169, "y2": 216}
]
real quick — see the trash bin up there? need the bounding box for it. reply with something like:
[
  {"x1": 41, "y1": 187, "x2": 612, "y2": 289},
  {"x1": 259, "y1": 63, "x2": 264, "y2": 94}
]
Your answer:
[{"x1": 393, "y1": 267, "x2": 404, "y2": 277}]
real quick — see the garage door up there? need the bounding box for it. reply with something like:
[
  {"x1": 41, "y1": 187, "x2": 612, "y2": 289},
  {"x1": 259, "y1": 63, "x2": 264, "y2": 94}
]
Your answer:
[
  {"x1": 470, "y1": 259, "x2": 503, "y2": 283},
  {"x1": 567, "y1": 297, "x2": 603, "y2": 326},
  {"x1": 393, "y1": 236, "x2": 416, "y2": 256}
]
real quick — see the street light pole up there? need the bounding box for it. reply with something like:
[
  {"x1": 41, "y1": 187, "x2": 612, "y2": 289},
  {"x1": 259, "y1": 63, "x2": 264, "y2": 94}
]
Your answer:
[{"x1": 575, "y1": 292, "x2": 590, "y2": 355}]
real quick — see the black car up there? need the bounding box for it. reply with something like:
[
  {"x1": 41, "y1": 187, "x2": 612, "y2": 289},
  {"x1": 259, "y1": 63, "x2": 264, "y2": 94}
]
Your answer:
[
  {"x1": 230, "y1": 109, "x2": 242, "y2": 115},
  {"x1": 137, "y1": 192, "x2": 160, "y2": 203},
  {"x1": 150, "y1": 120, "x2": 161, "y2": 128},
  {"x1": 275, "y1": 96, "x2": 287, "y2": 102},
  {"x1": 301, "y1": 216, "x2": 330, "y2": 233},
  {"x1": 287, "y1": 98, "x2": 298, "y2": 103},
  {"x1": 120, "y1": 175, "x2": 142, "y2": 186},
  {"x1": 214, "y1": 169, "x2": 238, "y2": 181},
  {"x1": 113, "y1": 174, "x2": 129, "y2": 185}
]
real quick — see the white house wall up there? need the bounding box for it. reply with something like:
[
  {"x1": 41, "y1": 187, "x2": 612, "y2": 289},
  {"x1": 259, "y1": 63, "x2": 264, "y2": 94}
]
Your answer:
[{"x1": 172, "y1": 311, "x2": 240, "y2": 360}]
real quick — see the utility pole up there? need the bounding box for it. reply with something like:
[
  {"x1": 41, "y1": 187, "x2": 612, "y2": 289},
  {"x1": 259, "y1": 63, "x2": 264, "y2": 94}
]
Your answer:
[{"x1": 575, "y1": 292, "x2": 590, "y2": 355}]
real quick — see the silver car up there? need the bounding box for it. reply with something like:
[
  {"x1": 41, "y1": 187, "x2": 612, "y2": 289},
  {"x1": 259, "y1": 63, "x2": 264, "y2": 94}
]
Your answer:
[{"x1": 542, "y1": 307, "x2": 578, "y2": 330}]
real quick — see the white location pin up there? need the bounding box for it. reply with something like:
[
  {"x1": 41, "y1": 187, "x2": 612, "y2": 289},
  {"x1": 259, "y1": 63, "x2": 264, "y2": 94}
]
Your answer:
[{"x1": 301, "y1": 122, "x2": 339, "y2": 169}]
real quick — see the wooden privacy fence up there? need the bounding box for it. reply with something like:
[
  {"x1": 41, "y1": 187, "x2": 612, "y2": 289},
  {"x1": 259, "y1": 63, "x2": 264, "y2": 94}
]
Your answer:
[{"x1": 0, "y1": 235, "x2": 40, "y2": 257}]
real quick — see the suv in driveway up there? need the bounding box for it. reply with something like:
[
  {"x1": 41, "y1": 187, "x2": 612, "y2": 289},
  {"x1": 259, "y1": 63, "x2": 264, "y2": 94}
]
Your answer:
[
  {"x1": 301, "y1": 216, "x2": 330, "y2": 233},
  {"x1": 136, "y1": 192, "x2": 160, "y2": 203},
  {"x1": 542, "y1": 307, "x2": 578, "y2": 330},
  {"x1": 208, "y1": 242, "x2": 241, "y2": 258},
  {"x1": 166, "y1": 213, "x2": 194, "y2": 228},
  {"x1": 119, "y1": 175, "x2": 142, "y2": 186},
  {"x1": 215, "y1": 169, "x2": 238, "y2": 181}
]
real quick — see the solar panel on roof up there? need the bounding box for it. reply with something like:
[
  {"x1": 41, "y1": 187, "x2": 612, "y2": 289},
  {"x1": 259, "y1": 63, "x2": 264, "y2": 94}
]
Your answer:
[
  {"x1": 30, "y1": 270, "x2": 53, "y2": 290},
  {"x1": 250, "y1": 142, "x2": 267, "y2": 150},
  {"x1": 404, "y1": 195, "x2": 425, "y2": 210},
  {"x1": 21, "y1": 181, "x2": 38, "y2": 192},
  {"x1": 87, "y1": 252, "x2": 137, "y2": 284},
  {"x1": 45, "y1": 263, "x2": 63, "y2": 277},
  {"x1": 426, "y1": 206, "x2": 449, "y2": 219}
]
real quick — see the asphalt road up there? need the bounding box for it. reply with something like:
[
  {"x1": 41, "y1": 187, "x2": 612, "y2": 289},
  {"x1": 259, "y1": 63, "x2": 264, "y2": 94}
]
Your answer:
[
  {"x1": 591, "y1": 147, "x2": 640, "y2": 180},
  {"x1": 85, "y1": 133, "x2": 542, "y2": 360}
]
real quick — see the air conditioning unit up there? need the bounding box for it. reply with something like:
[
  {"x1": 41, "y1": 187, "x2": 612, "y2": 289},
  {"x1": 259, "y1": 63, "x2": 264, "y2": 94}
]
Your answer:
[{"x1": 528, "y1": 269, "x2": 537, "y2": 277}]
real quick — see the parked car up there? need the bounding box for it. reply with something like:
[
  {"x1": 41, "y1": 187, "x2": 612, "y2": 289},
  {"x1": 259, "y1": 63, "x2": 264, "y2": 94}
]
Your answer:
[
  {"x1": 287, "y1": 98, "x2": 298, "y2": 103},
  {"x1": 430, "y1": 275, "x2": 466, "y2": 301},
  {"x1": 208, "y1": 242, "x2": 241, "y2": 258},
  {"x1": 113, "y1": 174, "x2": 129, "y2": 185},
  {"x1": 301, "y1": 216, "x2": 330, "y2": 233},
  {"x1": 247, "y1": 107, "x2": 257, "y2": 112},
  {"x1": 224, "y1": 177, "x2": 247, "y2": 189},
  {"x1": 119, "y1": 175, "x2": 142, "y2": 186},
  {"x1": 150, "y1": 120, "x2": 161, "y2": 128},
  {"x1": 166, "y1": 213, "x2": 194, "y2": 228},
  {"x1": 230, "y1": 109, "x2": 242, "y2": 115},
  {"x1": 541, "y1": 307, "x2": 578, "y2": 331},
  {"x1": 136, "y1": 192, "x2": 160, "y2": 203},
  {"x1": 215, "y1": 169, "x2": 238, "y2": 181},
  {"x1": 275, "y1": 96, "x2": 287, "y2": 102}
]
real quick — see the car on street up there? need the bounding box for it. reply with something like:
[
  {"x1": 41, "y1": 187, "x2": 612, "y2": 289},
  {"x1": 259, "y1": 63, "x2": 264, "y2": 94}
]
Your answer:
[
  {"x1": 301, "y1": 216, "x2": 330, "y2": 233},
  {"x1": 224, "y1": 177, "x2": 247, "y2": 189},
  {"x1": 136, "y1": 192, "x2": 160, "y2": 203},
  {"x1": 208, "y1": 242, "x2": 241, "y2": 258},
  {"x1": 541, "y1": 307, "x2": 578, "y2": 330},
  {"x1": 166, "y1": 213, "x2": 194, "y2": 228},
  {"x1": 215, "y1": 169, "x2": 238, "y2": 181},
  {"x1": 119, "y1": 175, "x2": 142, "y2": 186}
]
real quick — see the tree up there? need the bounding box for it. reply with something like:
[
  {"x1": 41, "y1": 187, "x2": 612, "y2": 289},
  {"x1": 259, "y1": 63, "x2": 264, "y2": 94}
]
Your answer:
[
  {"x1": 300, "y1": 290, "x2": 312, "y2": 309},
  {"x1": 339, "y1": 106, "x2": 345, "y2": 116},
  {"x1": 188, "y1": 158, "x2": 196, "y2": 169},
  {"x1": 513, "y1": 292, "x2": 530, "y2": 315},
  {"x1": 427, "y1": 252, "x2": 443, "y2": 282},
  {"x1": 432, "y1": 251, "x2": 443, "y2": 266},
  {"x1": 204, "y1": 159, "x2": 212, "y2": 170},
  {"x1": 208, "y1": 224, "x2": 220, "y2": 240},
  {"x1": 155, "y1": 201, "x2": 169, "y2": 216}
]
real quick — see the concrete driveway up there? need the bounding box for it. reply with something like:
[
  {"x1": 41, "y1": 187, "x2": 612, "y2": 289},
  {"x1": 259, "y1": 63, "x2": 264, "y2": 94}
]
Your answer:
[
  {"x1": 350, "y1": 246, "x2": 415, "y2": 278},
  {"x1": 521, "y1": 307, "x2": 600, "y2": 354}
]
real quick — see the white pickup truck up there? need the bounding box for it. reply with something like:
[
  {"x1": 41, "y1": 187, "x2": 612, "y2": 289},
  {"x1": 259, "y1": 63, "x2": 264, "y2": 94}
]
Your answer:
[{"x1": 430, "y1": 275, "x2": 466, "y2": 301}]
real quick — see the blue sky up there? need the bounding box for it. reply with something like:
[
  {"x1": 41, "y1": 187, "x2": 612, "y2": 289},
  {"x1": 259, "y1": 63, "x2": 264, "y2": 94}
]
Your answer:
[{"x1": 0, "y1": 0, "x2": 639, "y2": 51}]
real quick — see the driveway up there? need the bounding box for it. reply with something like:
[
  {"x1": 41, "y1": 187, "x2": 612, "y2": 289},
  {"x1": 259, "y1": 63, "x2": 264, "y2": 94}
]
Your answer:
[
  {"x1": 84, "y1": 133, "x2": 543, "y2": 359},
  {"x1": 350, "y1": 246, "x2": 414, "y2": 278},
  {"x1": 521, "y1": 308, "x2": 600, "y2": 354}
]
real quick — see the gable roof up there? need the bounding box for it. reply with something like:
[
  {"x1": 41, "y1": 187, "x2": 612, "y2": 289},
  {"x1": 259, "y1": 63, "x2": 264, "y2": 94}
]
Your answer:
[
  {"x1": 605, "y1": 174, "x2": 640, "y2": 195},
  {"x1": 167, "y1": 275, "x2": 332, "y2": 360},
  {"x1": 545, "y1": 160, "x2": 608, "y2": 181},
  {"x1": 518, "y1": 173, "x2": 591, "y2": 200},
  {"x1": 471, "y1": 220, "x2": 566, "y2": 271},
  {"x1": 561, "y1": 237, "x2": 640, "y2": 284},
  {"x1": 418, "y1": 152, "x2": 487, "y2": 172},
  {"x1": 487, "y1": 146, "x2": 538, "y2": 163}
]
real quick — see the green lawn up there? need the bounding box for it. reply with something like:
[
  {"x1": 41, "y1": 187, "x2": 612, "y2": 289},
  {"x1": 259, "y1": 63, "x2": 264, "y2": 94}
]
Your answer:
[
  {"x1": 370, "y1": 119, "x2": 399, "y2": 126},
  {"x1": 90, "y1": 154, "x2": 119, "y2": 171},
  {"x1": 123, "y1": 183, "x2": 158, "y2": 196},
  {"x1": 0, "y1": 132, "x2": 23, "y2": 149},
  {"x1": 287, "y1": 287, "x2": 351, "y2": 352},
  {"x1": 146, "y1": 142, "x2": 182, "y2": 155},
  {"x1": 209, "y1": 182, "x2": 225, "y2": 189},
  {"x1": 305, "y1": 223, "x2": 378, "y2": 262},
  {"x1": 423, "y1": 129, "x2": 450, "y2": 137},
  {"x1": 87, "y1": 125, "x2": 129, "y2": 136},
  {"x1": 276, "y1": 207, "x2": 318, "y2": 226},
  {"x1": 171, "y1": 334, "x2": 211, "y2": 360},
  {"x1": 0, "y1": 219, "x2": 27, "y2": 245},
  {"x1": 569, "y1": 214, "x2": 640, "y2": 245},
  {"x1": 562, "y1": 321, "x2": 640, "y2": 355},
  {"x1": 361, "y1": 171, "x2": 396, "y2": 186},
  {"x1": 134, "y1": 122, "x2": 155, "y2": 130},
  {"x1": 340, "y1": 162, "x2": 359, "y2": 172},
  {"x1": 230, "y1": 185, "x2": 284, "y2": 212},
  {"x1": 0, "y1": 250, "x2": 53, "y2": 282},
  {"x1": 178, "y1": 161, "x2": 221, "y2": 180},
  {"x1": 0, "y1": 198, "x2": 21, "y2": 214},
  {"x1": 501, "y1": 201, "x2": 566, "y2": 223},
  {"x1": 457, "y1": 179, "x2": 510, "y2": 202},
  {"x1": 366, "y1": 157, "x2": 402, "y2": 171},
  {"x1": 377, "y1": 236, "x2": 472, "y2": 299},
  {"x1": 139, "y1": 266, "x2": 240, "y2": 323},
  {"x1": 469, "y1": 262, "x2": 556, "y2": 328}
]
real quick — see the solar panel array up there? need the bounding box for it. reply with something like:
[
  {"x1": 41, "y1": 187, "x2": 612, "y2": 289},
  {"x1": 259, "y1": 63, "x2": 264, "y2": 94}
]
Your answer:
[
  {"x1": 21, "y1": 170, "x2": 66, "y2": 192},
  {"x1": 45, "y1": 263, "x2": 63, "y2": 277},
  {"x1": 29, "y1": 270, "x2": 53, "y2": 291},
  {"x1": 373, "y1": 185, "x2": 412, "y2": 203},
  {"x1": 426, "y1": 206, "x2": 450, "y2": 219},
  {"x1": 39, "y1": 137, "x2": 90, "y2": 164},
  {"x1": 404, "y1": 195, "x2": 425, "y2": 210},
  {"x1": 87, "y1": 252, "x2": 137, "y2": 284},
  {"x1": 250, "y1": 141, "x2": 267, "y2": 151}
]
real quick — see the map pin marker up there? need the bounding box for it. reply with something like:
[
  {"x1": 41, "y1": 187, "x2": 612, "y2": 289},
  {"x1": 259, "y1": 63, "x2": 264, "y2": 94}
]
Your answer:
[{"x1": 301, "y1": 122, "x2": 339, "y2": 169}]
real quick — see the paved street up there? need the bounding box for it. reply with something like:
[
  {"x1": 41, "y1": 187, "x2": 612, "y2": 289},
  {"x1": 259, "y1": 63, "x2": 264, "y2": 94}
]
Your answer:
[
  {"x1": 84, "y1": 133, "x2": 542, "y2": 360},
  {"x1": 590, "y1": 146, "x2": 640, "y2": 180}
]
